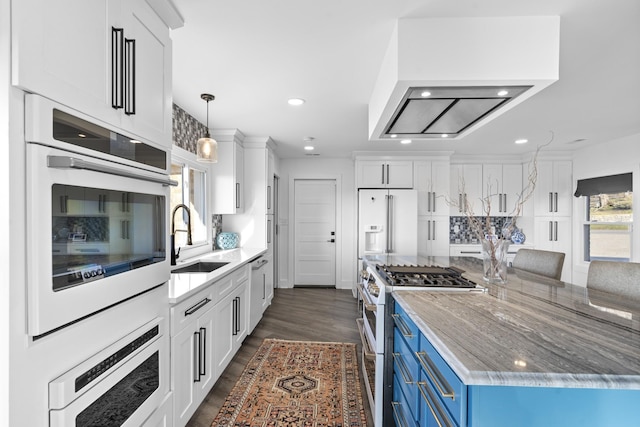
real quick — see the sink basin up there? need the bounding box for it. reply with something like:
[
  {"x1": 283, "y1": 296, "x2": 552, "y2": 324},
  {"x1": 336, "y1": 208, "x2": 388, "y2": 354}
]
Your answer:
[{"x1": 172, "y1": 261, "x2": 229, "y2": 274}]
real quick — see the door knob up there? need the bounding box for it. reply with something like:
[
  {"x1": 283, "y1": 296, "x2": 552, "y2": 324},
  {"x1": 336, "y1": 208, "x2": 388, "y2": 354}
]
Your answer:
[{"x1": 327, "y1": 239, "x2": 335, "y2": 243}]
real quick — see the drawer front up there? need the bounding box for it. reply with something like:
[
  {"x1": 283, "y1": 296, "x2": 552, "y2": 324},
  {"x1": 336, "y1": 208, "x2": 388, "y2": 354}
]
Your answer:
[
  {"x1": 417, "y1": 372, "x2": 458, "y2": 427},
  {"x1": 393, "y1": 301, "x2": 420, "y2": 353},
  {"x1": 417, "y1": 336, "x2": 465, "y2": 425},
  {"x1": 170, "y1": 286, "x2": 215, "y2": 336},
  {"x1": 214, "y1": 264, "x2": 250, "y2": 301},
  {"x1": 393, "y1": 328, "x2": 419, "y2": 410},
  {"x1": 392, "y1": 374, "x2": 418, "y2": 427}
]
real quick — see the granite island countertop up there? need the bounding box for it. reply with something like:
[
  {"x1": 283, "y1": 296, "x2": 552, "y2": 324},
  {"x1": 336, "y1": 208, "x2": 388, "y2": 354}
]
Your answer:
[{"x1": 391, "y1": 256, "x2": 640, "y2": 389}]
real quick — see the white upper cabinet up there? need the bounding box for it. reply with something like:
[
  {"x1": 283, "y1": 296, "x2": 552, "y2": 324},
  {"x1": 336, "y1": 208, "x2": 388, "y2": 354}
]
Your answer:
[
  {"x1": 356, "y1": 160, "x2": 413, "y2": 188},
  {"x1": 450, "y1": 164, "x2": 483, "y2": 215},
  {"x1": 414, "y1": 160, "x2": 450, "y2": 216},
  {"x1": 210, "y1": 133, "x2": 244, "y2": 214},
  {"x1": 482, "y1": 164, "x2": 523, "y2": 216},
  {"x1": 534, "y1": 160, "x2": 573, "y2": 217},
  {"x1": 12, "y1": 0, "x2": 172, "y2": 147},
  {"x1": 266, "y1": 150, "x2": 275, "y2": 215}
]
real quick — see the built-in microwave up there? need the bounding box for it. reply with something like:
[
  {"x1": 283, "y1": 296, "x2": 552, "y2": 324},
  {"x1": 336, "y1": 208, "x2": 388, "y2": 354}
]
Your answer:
[{"x1": 25, "y1": 95, "x2": 176, "y2": 337}]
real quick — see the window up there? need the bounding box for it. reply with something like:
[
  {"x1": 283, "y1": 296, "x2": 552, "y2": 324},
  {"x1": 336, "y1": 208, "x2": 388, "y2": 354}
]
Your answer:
[
  {"x1": 577, "y1": 173, "x2": 633, "y2": 262},
  {"x1": 170, "y1": 159, "x2": 208, "y2": 249}
]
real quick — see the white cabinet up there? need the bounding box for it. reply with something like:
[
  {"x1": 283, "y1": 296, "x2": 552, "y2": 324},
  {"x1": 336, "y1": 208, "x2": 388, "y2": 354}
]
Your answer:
[
  {"x1": 414, "y1": 160, "x2": 450, "y2": 216},
  {"x1": 12, "y1": 0, "x2": 172, "y2": 146},
  {"x1": 211, "y1": 135, "x2": 245, "y2": 214},
  {"x1": 267, "y1": 150, "x2": 275, "y2": 214},
  {"x1": 418, "y1": 217, "x2": 450, "y2": 257},
  {"x1": 170, "y1": 264, "x2": 250, "y2": 427},
  {"x1": 356, "y1": 160, "x2": 413, "y2": 188},
  {"x1": 214, "y1": 281, "x2": 248, "y2": 375},
  {"x1": 534, "y1": 217, "x2": 572, "y2": 281},
  {"x1": 171, "y1": 294, "x2": 216, "y2": 427},
  {"x1": 534, "y1": 160, "x2": 573, "y2": 217},
  {"x1": 450, "y1": 164, "x2": 483, "y2": 215},
  {"x1": 482, "y1": 164, "x2": 523, "y2": 216}
]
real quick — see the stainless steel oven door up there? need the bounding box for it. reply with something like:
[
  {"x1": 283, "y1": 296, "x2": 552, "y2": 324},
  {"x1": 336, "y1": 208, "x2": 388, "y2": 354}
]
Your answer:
[
  {"x1": 26, "y1": 142, "x2": 172, "y2": 336},
  {"x1": 49, "y1": 318, "x2": 168, "y2": 427}
]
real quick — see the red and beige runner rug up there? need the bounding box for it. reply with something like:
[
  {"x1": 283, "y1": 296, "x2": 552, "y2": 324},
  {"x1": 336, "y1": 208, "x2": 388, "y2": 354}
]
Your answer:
[{"x1": 211, "y1": 338, "x2": 368, "y2": 426}]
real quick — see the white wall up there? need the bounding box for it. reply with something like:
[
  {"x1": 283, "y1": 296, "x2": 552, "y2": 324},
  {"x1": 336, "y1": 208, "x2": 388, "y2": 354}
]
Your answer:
[
  {"x1": 278, "y1": 158, "x2": 356, "y2": 289},
  {"x1": 571, "y1": 133, "x2": 640, "y2": 285}
]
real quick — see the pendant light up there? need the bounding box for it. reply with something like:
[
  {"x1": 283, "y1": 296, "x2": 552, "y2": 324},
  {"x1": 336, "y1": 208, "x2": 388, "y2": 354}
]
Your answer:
[{"x1": 197, "y1": 93, "x2": 218, "y2": 162}]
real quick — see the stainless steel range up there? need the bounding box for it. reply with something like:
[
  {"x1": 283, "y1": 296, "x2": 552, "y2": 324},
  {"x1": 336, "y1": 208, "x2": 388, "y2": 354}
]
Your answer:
[{"x1": 357, "y1": 261, "x2": 485, "y2": 427}]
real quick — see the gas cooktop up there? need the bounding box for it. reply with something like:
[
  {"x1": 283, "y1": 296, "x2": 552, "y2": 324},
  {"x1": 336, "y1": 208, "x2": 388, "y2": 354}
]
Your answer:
[{"x1": 375, "y1": 264, "x2": 479, "y2": 288}]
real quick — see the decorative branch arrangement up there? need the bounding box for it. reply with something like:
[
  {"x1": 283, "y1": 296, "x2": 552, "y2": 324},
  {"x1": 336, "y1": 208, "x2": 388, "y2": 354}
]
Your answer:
[{"x1": 448, "y1": 132, "x2": 554, "y2": 282}]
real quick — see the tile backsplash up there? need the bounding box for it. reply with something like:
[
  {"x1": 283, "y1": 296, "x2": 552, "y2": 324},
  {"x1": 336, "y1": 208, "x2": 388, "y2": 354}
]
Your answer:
[{"x1": 449, "y1": 216, "x2": 512, "y2": 244}]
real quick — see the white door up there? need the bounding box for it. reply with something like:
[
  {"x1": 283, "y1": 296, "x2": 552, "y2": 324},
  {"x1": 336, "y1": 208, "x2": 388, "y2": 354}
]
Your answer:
[{"x1": 294, "y1": 180, "x2": 336, "y2": 286}]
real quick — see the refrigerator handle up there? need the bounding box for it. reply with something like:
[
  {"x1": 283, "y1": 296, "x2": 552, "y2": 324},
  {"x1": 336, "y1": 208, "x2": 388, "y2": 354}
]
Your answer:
[{"x1": 388, "y1": 194, "x2": 394, "y2": 252}]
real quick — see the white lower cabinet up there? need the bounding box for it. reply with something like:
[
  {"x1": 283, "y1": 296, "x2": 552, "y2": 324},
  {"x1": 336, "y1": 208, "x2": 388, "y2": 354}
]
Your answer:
[
  {"x1": 142, "y1": 392, "x2": 173, "y2": 427},
  {"x1": 417, "y1": 216, "x2": 450, "y2": 257},
  {"x1": 171, "y1": 265, "x2": 250, "y2": 427}
]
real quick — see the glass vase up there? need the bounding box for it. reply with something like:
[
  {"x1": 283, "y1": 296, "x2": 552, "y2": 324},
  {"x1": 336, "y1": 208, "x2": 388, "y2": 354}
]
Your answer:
[{"x1": 482, "y1": 238, "x2": 509, "y2": 284}]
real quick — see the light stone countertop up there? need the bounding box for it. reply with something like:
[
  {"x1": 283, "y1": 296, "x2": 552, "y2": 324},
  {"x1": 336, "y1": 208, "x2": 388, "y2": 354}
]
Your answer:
[
  {"x1": 168, "y1": 247, "x2": 266, "y2": 304},
  {"x1": 391, "y1": 256, "x2": 640, "y2": 389}
]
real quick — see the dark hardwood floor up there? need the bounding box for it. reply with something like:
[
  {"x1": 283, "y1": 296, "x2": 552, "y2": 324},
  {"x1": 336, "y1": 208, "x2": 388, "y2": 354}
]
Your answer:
[{"x1": 185, "y1": 287, "x2": 372, "y2": 427}]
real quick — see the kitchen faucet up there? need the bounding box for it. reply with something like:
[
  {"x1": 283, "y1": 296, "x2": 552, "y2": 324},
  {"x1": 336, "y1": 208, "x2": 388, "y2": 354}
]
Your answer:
[{"x1": 171, "y1": 204, "x2": 193, "y2": 265}]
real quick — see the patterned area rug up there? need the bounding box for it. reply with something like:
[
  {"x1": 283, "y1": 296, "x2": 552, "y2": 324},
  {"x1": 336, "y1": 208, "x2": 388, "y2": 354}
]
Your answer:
[{"x1": 211, "y1": 339, "x2": 367, "y2": 427}]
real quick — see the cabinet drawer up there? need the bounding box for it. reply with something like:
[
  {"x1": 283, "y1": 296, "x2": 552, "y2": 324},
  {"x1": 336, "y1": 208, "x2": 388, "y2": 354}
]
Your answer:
[
  {"x1": 393, "y1": 301, "x2": 420, "y2": 353},
  {"x1": 170, "y1": 286, "x2": 215, "y2": 336},
  {"x1": 417, "y1": 372, "x2": 458, "y2": 427},
  {"x1": 393, "y1": 328, "x2": 419, "y2": 410},
  {"x1": 417, "y1": 336, "x2": 465, "y2": 425},
  {"x1": 392, "y1": 374, "x2": 418, "y2": 427},
  {"x1": 214, "y1": 265, "x2": 250, "y2": 301}
]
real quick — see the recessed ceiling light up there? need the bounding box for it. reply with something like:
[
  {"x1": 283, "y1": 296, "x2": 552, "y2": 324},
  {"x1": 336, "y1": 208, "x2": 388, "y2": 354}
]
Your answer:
[
  {"x1": 400, "y1": 139, "x2": 412, "y2": 144},
  {"x1": 130, "y1": 139, "x2": 141, "y2": 144},
  {"x1": 515, "y1": 138, "x2": 528, "y2": 144},
  {"x1": 421, "y1": 91, "x2": 432, "y2": 97},
  {"x1": 441, "y1": 134, "x2": 449, "y2": 138},
  {"x1": 497, "y1": 90, "x2": 509, "y2": 96},
  {"x1": 304, "y1": 146, "x2": 314, "y2": 151},
  {"x1": 288, "y1": 98, "x2": 305, "y2": 106},
  {"x1": 390, "y1": 134, "x2": 397, "y2": 138}
]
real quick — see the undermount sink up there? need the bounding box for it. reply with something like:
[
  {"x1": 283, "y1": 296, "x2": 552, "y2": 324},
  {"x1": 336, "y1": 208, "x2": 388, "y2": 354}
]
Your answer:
[{"x1": 172, "y1": 261, "x2": 229, "y2": 274}]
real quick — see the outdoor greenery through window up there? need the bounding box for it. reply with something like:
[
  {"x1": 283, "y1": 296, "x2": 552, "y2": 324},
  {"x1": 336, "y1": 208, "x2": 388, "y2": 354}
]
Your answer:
[
  {"x1": 584, "y1": 191, "x2": 633, "y2": 262},
  {"x1": 170, "y1": 161, "x2": 208, "y2": 247}
]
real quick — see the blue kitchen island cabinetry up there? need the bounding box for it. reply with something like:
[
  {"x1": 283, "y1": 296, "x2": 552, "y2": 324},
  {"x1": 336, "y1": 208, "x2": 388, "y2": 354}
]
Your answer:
[{"x1": 390, "y1": 256, "x2": 640, "y2": 427}]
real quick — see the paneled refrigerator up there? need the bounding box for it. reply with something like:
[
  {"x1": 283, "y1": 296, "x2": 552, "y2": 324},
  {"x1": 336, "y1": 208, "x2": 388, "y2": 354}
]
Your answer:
[{"x1": 358, "y1": 189, "x2": 418, "y2": 257}]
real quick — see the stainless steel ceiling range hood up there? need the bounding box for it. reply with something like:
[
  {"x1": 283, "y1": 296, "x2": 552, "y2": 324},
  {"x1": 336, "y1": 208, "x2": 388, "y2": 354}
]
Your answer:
[{"x1": 369, "y1": 17, "x2": 560, "y2": 141}]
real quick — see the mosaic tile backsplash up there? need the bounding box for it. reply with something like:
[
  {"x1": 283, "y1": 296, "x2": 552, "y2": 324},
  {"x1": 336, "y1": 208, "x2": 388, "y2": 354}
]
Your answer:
[
  {"x1": 172, "y1": 103, "x2": 208, "y2": 155},
  {"x1": 449, "y1": 216, "x2": 512, "y2": 244}
]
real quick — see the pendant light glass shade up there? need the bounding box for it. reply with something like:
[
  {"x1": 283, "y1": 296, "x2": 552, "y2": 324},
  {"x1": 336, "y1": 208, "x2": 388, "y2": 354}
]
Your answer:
[
  {"x1": 197, "y1": 93, "x2": 218, "y2": 163},
  {"x1": 197, "y1": 134, "x2": 218, "y2": 162}
]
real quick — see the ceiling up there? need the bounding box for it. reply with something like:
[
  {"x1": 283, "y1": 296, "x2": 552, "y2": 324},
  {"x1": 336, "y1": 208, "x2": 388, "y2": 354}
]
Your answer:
[{"x1": 171, "y1": 0, "x2": 640, "y2": 159}]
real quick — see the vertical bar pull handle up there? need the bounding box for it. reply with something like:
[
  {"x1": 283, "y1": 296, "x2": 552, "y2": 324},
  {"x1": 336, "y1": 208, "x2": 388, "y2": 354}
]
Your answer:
[
  {"x1": 388, "y1": 195, "x2": 394, "y2": 253},
  {"x1": 431, "y1": 192, "x2": 436, "y2": 212},
  {"x1": 549, "y1": 221, "x2": 553, "y2": 241},
  {"x1": 427, "y1": 220, "x2": 431, "y2": 241},
  {"x1": 427, "y1": 191, "x2": 431, "y2": 212},
  {"x1": 124, "y1": 38, "x2": 136, "y2": 115},
  {"x1": 381, "y1": 164, "x2": 385, "y2": 185},
  {"x1": 432, "y1": 220, "x2": 436, "y2": 241},
  {"x1": 386, "y1": 164, "x2": 390, "y2": 185},
  {"x1": 267, "y1": 186, "x2": 271, "y2": 210},
  {"x1": 549, "y1": 192, "x2": 553, "y2": 213},
  {"x1": 199, "y1": 327, "x2": 206, "y2": 377},
  {"x1": 554, "y1": 192, "x2": 558, "y2": 213},
  {"x1": 236, "y1": 183, "x2": 240, "y2": 209},
  {"x1": 458, "y1": 194, "x2": 462, "y2": 213},
  {"x1": 111, "y1": 27, "x2": 124, "y2": 110},
  {"x1": 554, "y1": 221, "x2": 559, "y2": 241},
  {"x1": 193, "y1": 331, "x2": 201, "y2": 382}
]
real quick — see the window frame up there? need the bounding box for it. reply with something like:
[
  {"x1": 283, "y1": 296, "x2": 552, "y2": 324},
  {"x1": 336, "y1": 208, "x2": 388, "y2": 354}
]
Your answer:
[{"x1": 170, "y1": 146, "x2": 211, "y2": 260}]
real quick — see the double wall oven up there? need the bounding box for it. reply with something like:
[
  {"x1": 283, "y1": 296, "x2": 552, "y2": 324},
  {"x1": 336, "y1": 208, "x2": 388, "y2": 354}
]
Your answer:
[
  {"x1": 357, "y1": 258, "x2": 485, "y2": 427},
  {"x1": 25, "y1": 93, "x2": 175, "y2": 336}
]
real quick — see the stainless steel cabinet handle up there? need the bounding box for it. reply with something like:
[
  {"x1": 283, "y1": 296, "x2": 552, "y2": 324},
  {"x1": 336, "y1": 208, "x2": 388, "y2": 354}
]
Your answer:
[
  {"x1": 554, "y1": 192, "x2": 558, "y2": 212},
  {"x1": 386, "y1": 164, "x2": 390, "y2": 184},
  {"x1": 503, "y1": 194, "x2": 507, "y2": 212},
  {"x1": 381, "y1": 164, "x2": 385, "y2": 184},
  {"x1": 391, "y1": 402, "x2": 410, "y2": 427},
  {"x1": 549, "y1": 221, "x2": 553, "y2": 241},
  {"x1": 432, "y1": 220, "x2": 436, "y2": 240},
  {"x1": 388, "y1": 194, "x2": 394, "y2": 252},
  {"x1": 392, "y1": 353, "x2": 414, "y2": 384},
  {"x1": 431, "y1": 192, "x2": 436, "y2": 212},
  {"x1": 391, "y1": 314, "x2": 413, "y2": 338},
  {"x1": 427, "y1": 220, "x2": 431, "y2": 240},
  {"x1": 417, "y1": 381, "x2": 455, "y2": 427},
  {"x1": 416, "y1": 351, "x2": 455, "y2": 400},
  {"x1": 458, "y1": 193, "x2": 462, "y2": 212},
  {"x1": 267, "y1": 185, "x2": 271, "y2": 210},
  {"x1": 236, "y1": 183, "x2": 240, "y2": 209},
  {"x1": 554, "y1": 221, "x2": 558, "y2": 241},
  {"x1": 427, "y1": 191, "x2": 432, "y2": 212},
  {"x1": 267, "y1": 219, "x2": 272, "y2": 243},
  {"x1": 549, "y1": 192, "x2": 553, "y2": 212},
  {"x1": 499, "y1": 192, "x2": 503, "y2": 212},
  {"x1": 48, "y1": 156, "x2": 178, "y2": 186}
]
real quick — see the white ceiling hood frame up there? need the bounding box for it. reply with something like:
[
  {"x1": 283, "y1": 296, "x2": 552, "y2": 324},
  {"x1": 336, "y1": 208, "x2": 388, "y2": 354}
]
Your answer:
[{"x1": 368, "y1": 16, "x2": 560, "y2": 141}]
